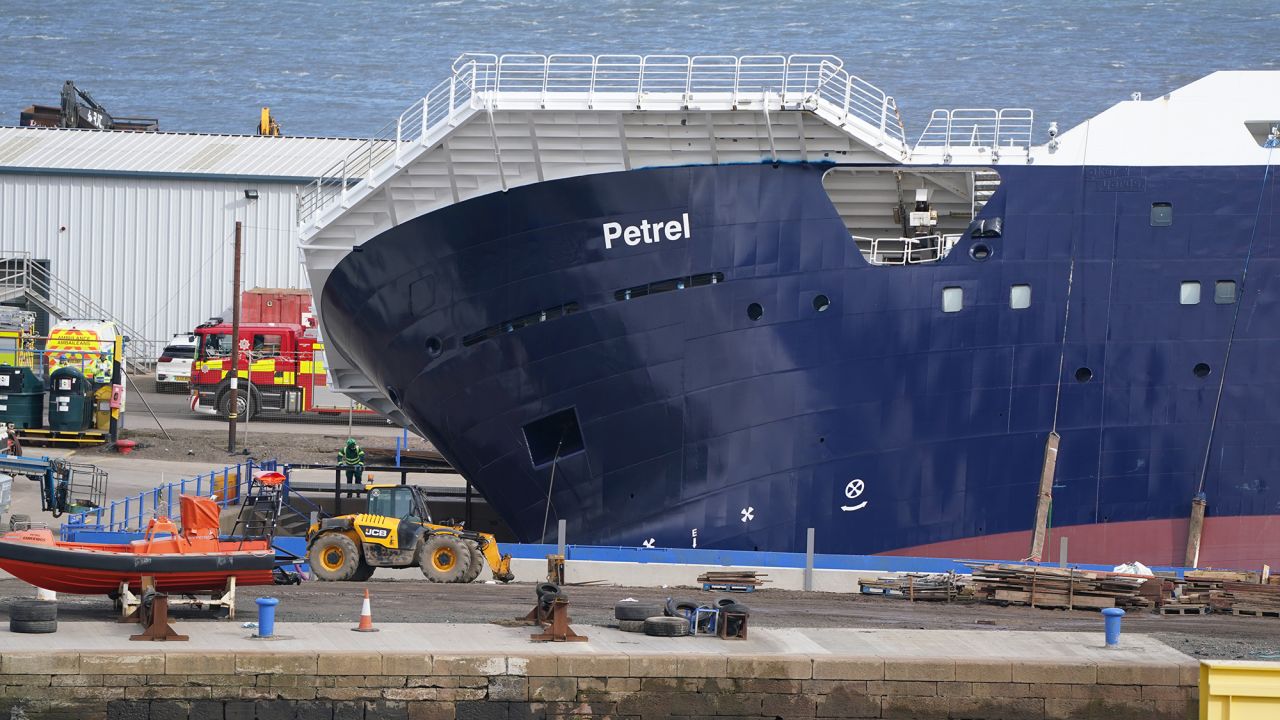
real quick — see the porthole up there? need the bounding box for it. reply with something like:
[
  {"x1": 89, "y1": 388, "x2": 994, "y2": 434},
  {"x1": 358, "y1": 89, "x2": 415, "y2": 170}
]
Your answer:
[
  {"x1": 970, "y1": 243, "x2": 992, "y2": 261},
  {"x1": 813, "y1": 294, "x2": 831, "y2": 312},
  {"x1": 1193, "y1": 362, "x2": 1211, "y2": 378},
  {"x1": 1074, "y1": 367, "x2": 1093, "y2": 383},
  {"x1": 747, "y1": 303, "x2": 764, "y2": 321},
  {"x1": 425, "y1": 337, "x2": 442, "y2": 357}
]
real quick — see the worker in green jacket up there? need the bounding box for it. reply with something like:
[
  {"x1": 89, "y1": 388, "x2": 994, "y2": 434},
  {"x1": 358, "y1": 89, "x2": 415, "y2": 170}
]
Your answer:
[{"x1": 338, "y1": 438, "x2": 365, "y2": 485}]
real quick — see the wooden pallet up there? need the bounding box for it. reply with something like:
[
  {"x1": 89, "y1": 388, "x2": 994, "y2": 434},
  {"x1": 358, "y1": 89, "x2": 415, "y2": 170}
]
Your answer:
[
  {"x1": 1160, "y1": 605, "x2": 1209, "y2": 615},
  {"x1": 702, "y1": 583, "x2": 755, "y2": 593},
  {"x1": 1230, "y1": 608, "x2": 1280, "y2": 618}
]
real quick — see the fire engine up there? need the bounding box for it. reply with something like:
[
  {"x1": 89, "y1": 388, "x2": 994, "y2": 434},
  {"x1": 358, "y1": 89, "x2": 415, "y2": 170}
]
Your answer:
[{"x1": 189, "y1": 321, "x2": 372, "y2": 419}]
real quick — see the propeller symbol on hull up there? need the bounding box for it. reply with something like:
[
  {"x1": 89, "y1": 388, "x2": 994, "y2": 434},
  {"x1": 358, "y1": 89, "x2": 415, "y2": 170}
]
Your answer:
[
  {"x1": 740, "y1": 507, "x2": 755, "y2": 522},
  {"x1": 641, "y1": 538, "x2": 656, "y2": 548},
  {"x1": 841, "y1": 479, "x2": 868, "y2": 512}
]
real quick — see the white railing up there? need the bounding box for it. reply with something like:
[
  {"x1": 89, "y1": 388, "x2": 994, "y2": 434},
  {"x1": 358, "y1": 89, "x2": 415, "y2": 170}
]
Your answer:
[
  {"x1": 295, "y1": 60, "x2": 482, "y2": 227},
  {"x1": 297, "y1": 53, "x2": 907, "y2": 228},
  {"x1": 914, "y1": 108, "x2": 1035, "y2": 151},
  {"x1": 853, "y1": 234, "x2": 963, "y2": 266}
]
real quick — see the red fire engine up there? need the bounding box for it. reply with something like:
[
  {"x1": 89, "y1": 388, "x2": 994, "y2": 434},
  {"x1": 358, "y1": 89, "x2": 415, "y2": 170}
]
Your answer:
[{"x1": 189, "y1": 321, "x2": 372, "y2": 419}]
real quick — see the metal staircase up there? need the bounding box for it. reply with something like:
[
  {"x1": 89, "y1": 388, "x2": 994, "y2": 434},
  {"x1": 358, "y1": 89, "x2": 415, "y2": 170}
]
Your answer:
[
  {"x1": 972, "y1": 169, "x2": 1002, "y2": 214},
  {"x1": 0, "y1": 251, "x2": 156, "y2": 372}
]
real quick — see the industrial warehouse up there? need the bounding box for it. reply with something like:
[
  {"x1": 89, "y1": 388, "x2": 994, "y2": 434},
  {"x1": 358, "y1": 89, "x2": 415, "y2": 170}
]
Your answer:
[{"x1": 0, "y1": 124, "x2": 365, "y2": 352}]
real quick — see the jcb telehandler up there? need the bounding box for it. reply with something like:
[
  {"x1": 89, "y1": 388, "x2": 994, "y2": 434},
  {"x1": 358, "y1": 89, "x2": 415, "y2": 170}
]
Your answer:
[{"x1": 305, "y1": 484, "x2": 514, "y2": 583}]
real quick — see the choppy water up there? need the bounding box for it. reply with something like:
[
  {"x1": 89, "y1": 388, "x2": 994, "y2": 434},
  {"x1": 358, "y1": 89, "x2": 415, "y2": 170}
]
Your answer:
[{"x1": 1, "y1": 1, "x2": 1277, "y2": 141}]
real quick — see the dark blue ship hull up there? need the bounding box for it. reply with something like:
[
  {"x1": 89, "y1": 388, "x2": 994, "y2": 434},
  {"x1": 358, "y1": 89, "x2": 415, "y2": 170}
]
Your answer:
[{"x1": 320, "y1": 161, "x2": 1280, "y2": 568}]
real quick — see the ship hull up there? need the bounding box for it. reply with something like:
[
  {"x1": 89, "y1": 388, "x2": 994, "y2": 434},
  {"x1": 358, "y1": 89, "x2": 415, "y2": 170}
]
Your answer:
[{"x1": 320, "y1": 161, "x2": 1280, "y2": 567}]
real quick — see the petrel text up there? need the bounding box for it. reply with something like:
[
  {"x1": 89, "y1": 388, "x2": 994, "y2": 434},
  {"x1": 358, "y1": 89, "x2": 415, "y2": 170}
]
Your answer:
[{"x1": 602, "y1": 213, "x2": 691, "y2": 250}]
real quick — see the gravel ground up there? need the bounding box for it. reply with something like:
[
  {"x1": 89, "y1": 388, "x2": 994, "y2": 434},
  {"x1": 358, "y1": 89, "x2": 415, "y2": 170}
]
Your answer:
[
  {"x1": 3, "y1": 577, "x2": 1277, "y2": 662},
  {"x1": 101, "y1": 427, "x2": 385, "y2": 466}
]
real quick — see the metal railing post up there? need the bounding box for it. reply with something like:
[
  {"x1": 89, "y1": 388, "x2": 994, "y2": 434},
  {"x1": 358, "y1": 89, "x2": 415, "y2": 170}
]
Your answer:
[
  {"x1": 732, "y1": 58, "x2": 741, "y2": 107},
  {"x1": 879, "y1": 96, "x2": 889, "y2": 135},
  {"x1": 845, "y1": 76, "x2": 853, "y2": 122},
  {"x1": 395, "y1": 118, "x2": 402, "y2": 160},
  {"x1": 448, "y1": 77, "x2": 456, "y2": 124},
  {"x1": 422, "y1": 95, "x2": 430, "y2": 138}
]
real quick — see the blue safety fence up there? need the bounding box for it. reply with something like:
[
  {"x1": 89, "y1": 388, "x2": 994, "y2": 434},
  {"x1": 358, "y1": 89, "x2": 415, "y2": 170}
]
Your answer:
[{"x1": 59, "y1": 459, "x2": 280, "y2": 540}]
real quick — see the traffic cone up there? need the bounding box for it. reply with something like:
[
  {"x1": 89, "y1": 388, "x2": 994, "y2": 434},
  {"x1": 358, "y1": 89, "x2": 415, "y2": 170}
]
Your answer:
[{"x1": 352, "y1": 589, "x2": 379, "y2": 632}]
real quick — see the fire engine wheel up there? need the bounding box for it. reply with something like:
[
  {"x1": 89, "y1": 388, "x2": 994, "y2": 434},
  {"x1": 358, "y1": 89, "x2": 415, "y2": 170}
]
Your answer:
[
  {"x1": 459, "y1": 540, "x2": 484, "y2": 583},
  {"x1": 309, "y1": 533, "x2": 360, "y2": 581},
  {"x1": 217, "y1": 389, "x2": 257, "y2": 420},
  {"x1": 420, "y1": 534, "x2": 472, "y2": 583}
]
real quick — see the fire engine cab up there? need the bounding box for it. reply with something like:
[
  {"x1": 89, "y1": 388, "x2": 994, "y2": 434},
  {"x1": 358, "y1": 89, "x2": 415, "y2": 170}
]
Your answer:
[{"x1": 189, "y1": 321, "x2": 371, "y2": 419}]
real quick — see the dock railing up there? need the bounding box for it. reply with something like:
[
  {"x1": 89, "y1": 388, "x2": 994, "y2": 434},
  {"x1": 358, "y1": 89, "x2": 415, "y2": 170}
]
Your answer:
[
  {"x1": 60, "y1": 459, "x2": 280, "y2": 539},
  {"x1": 296, "y1": 53, "x2": 907, "y2": 228}
]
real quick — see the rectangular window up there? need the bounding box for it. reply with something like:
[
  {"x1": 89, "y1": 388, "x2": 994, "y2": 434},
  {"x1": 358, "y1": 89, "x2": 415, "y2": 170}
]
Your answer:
[
  {"x1": 1010, "y1": 284, "x2": 1031, "y2": 310},
  {"x1": 1151, "y1": 202, "x2": 1173, "y2": 226},
  {"x1": 250, "y1": 334, "x2": 284, "y2": 357},
  {"x1": 942, "y1": 287, "x2": 963, "y2": 313},
  {"x1": 1214, "y1": 280, "x2": 1237, "y2": 305},
  {"x1": 1180, "y1": 281, "x2": 1201, "y2": 305}
]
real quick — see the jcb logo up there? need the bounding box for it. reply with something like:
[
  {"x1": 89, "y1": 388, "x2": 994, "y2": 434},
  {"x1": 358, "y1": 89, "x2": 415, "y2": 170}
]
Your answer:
[{"x1": 362, "y1": 527, "x2": 390, "y2": 538}]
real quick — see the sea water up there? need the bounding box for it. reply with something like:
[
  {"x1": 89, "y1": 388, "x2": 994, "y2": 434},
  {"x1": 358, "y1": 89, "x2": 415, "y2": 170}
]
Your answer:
[{"x1": 1, "y1": 0, "x2": 1277, "y2": 140}]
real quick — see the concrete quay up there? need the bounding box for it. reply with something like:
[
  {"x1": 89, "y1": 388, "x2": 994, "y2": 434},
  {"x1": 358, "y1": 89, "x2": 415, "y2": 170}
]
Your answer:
[{"x1": 0, "y1": 622, "x2": 1198, "y2": 720}]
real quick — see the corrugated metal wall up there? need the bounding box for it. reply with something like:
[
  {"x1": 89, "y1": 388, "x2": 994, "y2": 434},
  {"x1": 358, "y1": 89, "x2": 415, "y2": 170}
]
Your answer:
[{"x1": 0, "y1": 173, "x2": 304, "y2": 347}]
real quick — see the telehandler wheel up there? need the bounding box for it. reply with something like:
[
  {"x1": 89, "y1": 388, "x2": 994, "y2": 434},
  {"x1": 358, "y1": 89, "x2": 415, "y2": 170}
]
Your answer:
[
  {"x1": 459, "y1": 540, "x2": 484, "y2": 583},
  {"x1": 350, "y1": 562, "x2": 376, "y2": 582},
  {"x1": 420, "y1": 534, "x2": 472, "y2": 583},
  {"x1": 309, "y1": 533, "x2": 361, "y2": 581}
]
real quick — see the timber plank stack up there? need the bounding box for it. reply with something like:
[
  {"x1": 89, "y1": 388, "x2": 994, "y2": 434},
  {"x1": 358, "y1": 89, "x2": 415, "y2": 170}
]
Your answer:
[
  {"x1": 858, "y1": 572, "x2": 967, "y2": 601},
  {"x1": 1162, "y1": 567, "x2": 1280, "y2": 617},
  {"x1": 965, "y1": 563, "x2": 1152, "y2": 610},
  {"x1": 697, "y1": 570, "x2": 767, "y2": 591}
]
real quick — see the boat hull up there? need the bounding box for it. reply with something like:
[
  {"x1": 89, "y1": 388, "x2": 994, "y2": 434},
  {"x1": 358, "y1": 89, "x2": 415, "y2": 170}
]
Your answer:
[
  {"x1": 319, "y1": 161, "x2": 1280, "y2": 568},
  {"x1": 0, "y1": 538, "x2": 275, "y2": 594}
]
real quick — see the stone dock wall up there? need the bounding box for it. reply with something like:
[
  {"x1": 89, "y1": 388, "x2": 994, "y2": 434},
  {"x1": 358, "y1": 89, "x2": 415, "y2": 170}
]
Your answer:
[{"x1": 0, "y1": 651, "x2": 1197, "y2": 720}]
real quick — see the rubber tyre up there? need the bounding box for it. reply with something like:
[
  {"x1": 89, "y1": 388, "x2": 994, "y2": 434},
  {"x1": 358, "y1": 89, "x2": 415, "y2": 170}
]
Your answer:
[
  {"x1": 10, "y1": 619, "x2": 56, "y2": 634},
  {"x1": 643, "y1": 616, "x2": 688, "y2": 637},
  {"x1": 615, "y1": 601, "x2": 665, "y2": 621},
  {"x1": 9, "y1": 600, "x2": 57, "y2": 622},
  {"x1": 420, "y1": 534, "x2": 472, "y2": 583},
  {"x1": 536, "y1": 582, "x2": 561, "y2": 601},
  {"x1": 350, "y1": 562, "x2": 375, "y2": 582},
  {"x1": 719, "y1": 602, "x2": 750, "y2": 616},
  {"x1": 308, "y1": 533, "x2": 361, "y2": 581},
  {"x1": 458, "y1": 540, "x2": 484, "y2": 583},
  {"x1": 716, "y1": 597, "x2": 737, "y2": 608},
  {"x1": 9, "y1": 514, "x2": 30, "y2": 531},
  {"x1": 217, "y1": 389, "x2": 257, "y2": 421},
  {"x1": 665, "y1": 598, "x2": 702, "y2": 617},
  {"x1": 617, "y1": 619, "x2": 647, "y2": 633}
]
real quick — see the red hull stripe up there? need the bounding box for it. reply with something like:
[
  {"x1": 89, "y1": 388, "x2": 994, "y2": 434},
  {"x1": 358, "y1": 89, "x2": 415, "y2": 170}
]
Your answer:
[{"x1": 880, "y1": 515, "x2": 1280, "y2": 569}]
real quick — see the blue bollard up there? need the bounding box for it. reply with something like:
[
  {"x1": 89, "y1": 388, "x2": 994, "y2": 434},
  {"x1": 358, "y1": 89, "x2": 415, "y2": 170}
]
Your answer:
[
  {"x1": 1102, "y1": 607, "x2": 1125, "y2": 647},
  {"x1": 256, "y1": 597, "x2": 280, "y2": 637}
]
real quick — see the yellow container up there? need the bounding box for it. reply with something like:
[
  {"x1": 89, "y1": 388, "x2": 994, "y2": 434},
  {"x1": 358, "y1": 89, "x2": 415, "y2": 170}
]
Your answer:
[{"x1": 1201, "y1": 660, "x2": 1280, "y2": 719}]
